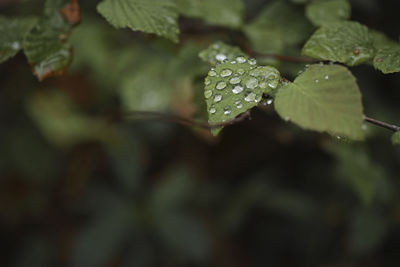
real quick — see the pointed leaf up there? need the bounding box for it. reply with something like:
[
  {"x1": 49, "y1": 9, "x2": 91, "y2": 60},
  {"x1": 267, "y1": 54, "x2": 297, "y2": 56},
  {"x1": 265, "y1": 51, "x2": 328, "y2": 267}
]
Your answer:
[
  {"x1": 0, "y1": 16, "x2": 37, "y2": 63},
  {"x1": 373, "y1": 46, "x2": 400, "y2": 74},
  {"x1": 199, "y1": 41, "x2": 244, "y2": 66},
  {"x1": 97, "y1": 0, "x2": 179, "y2": 43},
  {"x1": 275, "y1": 64, "x2": 365, "y2": 140},
  {"x1": 302, "y1": 21, "x2": 374, "y2": 66},
  {"x1": 176, "y1": 0, "x2": 244, "y2": 28},
  {"x1": 306, "y1": 0, "x2": 351, "y2": 26},
  {"x1": 204, "y1": 57, "x2": 280, "y2": 135}
]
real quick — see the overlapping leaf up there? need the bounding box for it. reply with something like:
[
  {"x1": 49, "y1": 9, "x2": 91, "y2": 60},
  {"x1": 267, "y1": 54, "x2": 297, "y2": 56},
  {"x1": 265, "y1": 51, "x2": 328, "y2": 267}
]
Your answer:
[
  {"x1": 204, "y1": 56, "x2": 280, "y2": 135},
  {"x1": 199, "y1": 41, "x2": 243, "y2": 65},
  {"x1": 306, "y1": 0, "x2": 351, "y2": 26},
  {"x1": 97, "y1": 0, "x2": 179, "y2": 42},
  {"x1": 0, "y1": 16, "x2": 37, "y2": 63},
  {"x1": 275, "y1": 64, "x2": 365, "y2": 140}
]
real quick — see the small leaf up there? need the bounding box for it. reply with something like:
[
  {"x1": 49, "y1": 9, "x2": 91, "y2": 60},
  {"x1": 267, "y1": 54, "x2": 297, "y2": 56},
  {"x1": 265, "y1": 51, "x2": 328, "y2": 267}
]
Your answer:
[
  {"x1": 176, "y1": 0, "x2": 244, "y2": 28},
  {"x1": 199, "y1": 41, "x2": 243, "y2": 66},
  {"x1": 306, "y1": 0, "x2": 351, "y2": 26},
  {"x1": 275, "y1": 64, "x2": 365, "y2": 140},
  {"x1": 392, "y1": 131, "x2": 400, "y2": 145},
  {"x1": 0, "y1": 16, "x2": 37, "y2": 63},
  {"x1": 302, "y1": 21, "x2": 374, "y2": 66},
  {"x1": 244, "y1": 1, "x2": 313, "y2": 54},
  {"x1": 204, "y1": 57, "x2": 280, "y2": 135},
  {"x1": 97, "y1": 0, "x2": 179, "y2": 43},
  {"x1": 373, "y1": 46, "x2": 400, "y2": 74}
]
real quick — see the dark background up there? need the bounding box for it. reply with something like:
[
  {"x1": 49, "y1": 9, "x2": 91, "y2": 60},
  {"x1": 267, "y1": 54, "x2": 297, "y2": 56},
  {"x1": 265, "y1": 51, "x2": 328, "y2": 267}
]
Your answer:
[{"x1": 1, "y1": 0, "x2": 400, "y2": 266}]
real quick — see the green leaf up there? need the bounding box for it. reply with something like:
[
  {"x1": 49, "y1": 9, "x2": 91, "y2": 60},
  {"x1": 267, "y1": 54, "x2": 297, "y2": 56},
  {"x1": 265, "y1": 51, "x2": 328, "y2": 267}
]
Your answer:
[
  {"x1": 176, "y1": 0, "x2": 244, "y2": 28},
  {"x1": 244, "y1": 1, "x2": 313, "y2": 54},
  {"x1": 274, "y1": 64, "x2": 365, "y2": 140},
  {"x1": 97, "y1": 0, "x2": 179, "y2": 43},
  {"x1": 199, "y1": 41, "x2": 244, "y2": 66},
  {"x1": 392, "y1": 131, "x2": 400, "y2": 145},
  {"x1": 23, "y1": 1, "x2": 75, "y2": 81},
  {"x1": 204, "y1": 57, "x2": 280, "y2": 135},
  {"x1": 302, "y1": 21, "x2": 374, "y2": 66},
  {"x1": 373, "y1": 45, "x2": 400, "y2": 74},
  {"x1": 306, "y1": 0, "x2": 351, "y2": 26},
  {"x1": 0, "y1": 16, "x2": 37, "y2": 63}
]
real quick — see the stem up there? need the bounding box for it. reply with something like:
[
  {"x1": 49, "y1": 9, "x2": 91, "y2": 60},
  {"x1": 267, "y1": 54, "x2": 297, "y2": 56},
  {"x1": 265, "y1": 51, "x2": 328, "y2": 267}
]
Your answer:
[{"x1": 364, "y1": 116, "x2": 400, "y2": 132}]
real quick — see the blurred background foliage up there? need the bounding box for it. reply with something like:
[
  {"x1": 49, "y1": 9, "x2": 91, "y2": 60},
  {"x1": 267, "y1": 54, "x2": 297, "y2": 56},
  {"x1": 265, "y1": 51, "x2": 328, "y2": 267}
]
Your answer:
[{"x1": 1, "y1": 0, "x2": 400, "y2": 266}]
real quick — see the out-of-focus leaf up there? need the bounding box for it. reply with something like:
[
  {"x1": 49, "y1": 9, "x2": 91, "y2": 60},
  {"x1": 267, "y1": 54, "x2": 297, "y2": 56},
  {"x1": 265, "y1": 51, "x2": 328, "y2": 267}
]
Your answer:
[
  {"x1": 199, "y1": 41, "x2": 244, "y2": 66},
  {"x1": 0, "y1": 16, "x2": 37, "y2": 63},
  {"x1": 306, "y1": 0, "x2": 351, "y2": 26},
  {"x1": 176, "y1": 0, "x2": 244, "y2": 28},
  {"x1": 23, "y1": 0, "x2": 77, "y2": 81},
  {"x1": 97, "y1": 0, "x2": 179, "y2": 43},
  {"x1": 71, "y1": 202, "x2": 133, "y2": 267},
  {"x1": 327, "y1": 143, "x2": 388, "y2": 204},
  {"x1": 302, "y1": 21, "x2": 374, "y2": 66},
  {"x1": 275, "y1": 64, "x2": 365, "y2": 140},
  {"x1": 204, "y1": 57, "x2": 280, "y2": 135},
  {"x1": 392, "y1": 131, "x2": 400, "y2": 145},
  {"x1": 15, "y1": 237, "x2": 56, "y2": 267},
  {"x1": 26, "y1": 90, "x2": 118, "y2": 147},
  {"x1": 244, "y1": 1, "x2": 313, "y2": 54}
]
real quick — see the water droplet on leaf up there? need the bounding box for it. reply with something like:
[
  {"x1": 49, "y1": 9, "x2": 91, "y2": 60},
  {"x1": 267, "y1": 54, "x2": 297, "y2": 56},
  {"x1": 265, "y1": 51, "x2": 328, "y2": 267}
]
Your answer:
[
  {"x1": 229, "y1": 77, "x2": 241, "y2": 85},
  {"x1": 204, "y1": 90, "x2": 212, "y2": 99},
  {"x1": 216, "y1": 81, "x2": 227, "y2": 90},
  {"x1": 214, "y1": 94, "x2": 222, "y2": 102},
  {"x1": 220, "y1": 69, "x2": 233, "y2": 77},
  {"x1": 232, "y1": 85, "x2": 243, "y2": 94},
  {"x1": 236, "y1": 56, "x2": 247, "y2": 63},
  {"x1": 244, "y1": 92, "x2": 256, "y2": 102},
  {"x1": 224, "y1": 107, "x2": 231, "y2": 115},
  {"x1": 246, "y1": 77, "x2": 258, "y2": 89},
  {"x1": 216, "y1": 53, "x2": 227, "y2": 61},
  {"x1": 209, "y1": 106, "x2": 216, "y2": 114}
]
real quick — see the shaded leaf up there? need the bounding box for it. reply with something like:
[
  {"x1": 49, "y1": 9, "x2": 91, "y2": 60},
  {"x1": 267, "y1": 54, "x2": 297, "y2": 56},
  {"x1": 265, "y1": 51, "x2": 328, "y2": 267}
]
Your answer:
[
  {"x1": 275, "y1": 64, "x2": 365, "y2": 140},
  {"x1": 306, "y1": 0, "x2": 351, "y2": 26},
  {"x1": 204, "y1": 57, "x2": 280, "y2": 135},
  {"x1": 373, "y1": 46, "x2": 400, "y2": 74},
  {"x1": 199, "y1": 41, "x2": 243, "y2": 66},
  {"x1": 97, "y1": 0, "x2": 179, "y2": 43},
  {"x1": 244, "y1": 1, "x2": 313, "y2": 54},
  {"x1": 392, "y1": 131, "x2": 400, "y2": 145},
  {"x1": 302, "y1": 21, "x2": 374, "y2": 66},
  {"x1": 176, "y1": 0, "x2": 244, "y2": 28},
  {"x1": 0, "y1": 16, "x2": 37, "y2": 63}
]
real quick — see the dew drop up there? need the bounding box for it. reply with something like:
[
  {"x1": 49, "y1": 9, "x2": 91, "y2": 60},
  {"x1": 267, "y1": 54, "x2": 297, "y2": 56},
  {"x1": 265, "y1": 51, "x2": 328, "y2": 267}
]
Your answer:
[
  {"x1": 230, "y1": 61, "x2": 237, "y2": 64},
  {"x1": 237, "y1": 68, "x2": 245, "y2": 75},
  {"x1": 246, "y1": 77, "x2": 258, "y2": 89},
  {"x1": 205, "y1": 78, "x2": 211, "y2": 85},
  {"x1": 249, "y1": 58, "x2": 257, "y2": 65},
  {"x1": 208, "y1": 69, "x2": 217, "y2": 77},
  {"x1": 255, "y1": 94, "x2": 262, "y2": 103},
  {"x1": 204, "y1": 90, "x2": 212, "y2": 99},
  {"x1": 224, "y1": 107, "x2": 231, "y2": 115},
  {"x1": 315, "y1": 79, "x2": 319, "y2": 83},
  {"x1": 11, "y1": 42, "x2": 20, "y2": 50},
  {"x1": 268, "y1": 81, "x2": 278, "y2": 89},
  {"x1": 214, "y1": 94, "x2": 222, "y2": 102},
  {"x1": 232, "y1": 85, "x2": 244, "y2": 94},
  {"x1": 336, "y1": 135, "x2": 341, "y2": 140},
  {"x1": 216, "y1": 53, "x2": 227, "y2": 61},
  {"x1": 212, "y1": 43, "x2": 220, "y2": 49},
  {"x1": 285, "y1": 116, "x2": 290, "y2": 121},
  {"x1": 220, "y1": 69, "x2": 233, "y2": 77},
  {"x1": 324, "y1": 75, "x2": 329, "y2": 80},
  {"x1": 209, "y1": 106, "x2": 216, "y2": 114},
  {"x1": 362, "y1": 124, "x2": 367, "y2": 131},
  {"x1": 267, "y1": 99, "x2": 273, "y2": 105},
  {"x1": 244, "y1": 92, "x2": 256, "y2": 102},
  {"x1": 229, "y1": 77, "x2": 241, "y2": 85},
  {"x1": 216, "y1": 81, "x2": 227, "y2": 90},
  {"x1": 235, "y1": 100, "x2": 243, "y2": 109},
  {"x1": 236, "y1": 56, "x2": 247, "y2": 63}
]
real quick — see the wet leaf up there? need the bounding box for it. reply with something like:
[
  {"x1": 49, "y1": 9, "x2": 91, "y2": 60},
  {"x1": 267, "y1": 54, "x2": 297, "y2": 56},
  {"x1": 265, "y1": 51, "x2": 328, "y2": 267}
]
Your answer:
[
  {"x1": 306, "y1": 0, "x2": 351, "y2": 26},
  {"x1": 275, "y1": 64, "x2": 365, "y2": 140},
  {"x1": 302, "y1": 21, "x2": 374, "y2": 66},
  {"x1": 176, "y1": 0, "x2": 244, "y2": 28},
  {"x1": 392, "y1": 131, "x2": 400, "y2": 145},
  {"x1": 203, "y1": 56, "x2": 280, "y2": 135},
  {"x1": 0, "y1": 16, "x2": 37, "y2": 63},
  {"x1": 199, "y1": 41, "x2": 244, "y2": 66},
  {"x1": 373, "y1": 46, "x2": 400, "y2": 74},
  {"x1": 97, "y1": 0, "x2": 179, "y2": 43}
]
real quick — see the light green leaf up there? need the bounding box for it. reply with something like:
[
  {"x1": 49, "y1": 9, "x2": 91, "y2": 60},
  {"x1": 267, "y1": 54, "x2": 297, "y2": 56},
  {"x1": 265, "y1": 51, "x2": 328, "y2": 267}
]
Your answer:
[
  {"x1": 306, "y1": 0, "x2": 351, "y2": 26},
  {"x1": 244, "y1": 1, "x2": 313, "y2": 54},
  {"x1": 392, "y1": 131, "x2": 400, "y2": 145},
  {"x1": 0, "y1": 16, "x2": 37, "y2": 63},
  {"x1": 204, "y1": 57, "x2": 280, "y2": 135},
  {"x1": 199, "y1": 41, "x2": 244, "y2": 66},
  {"x1": 97, "y1": 0, "x2": 179, "y2": 43},
  {"x1": 302, "y1": 21, "x2": 374, "y2": 66},
  {"x1": 275, "y1": 64, "x2": 365, "y2": 140},
  {"x1": 176, "y1": 0, "x2": 244, "y2": 28}
]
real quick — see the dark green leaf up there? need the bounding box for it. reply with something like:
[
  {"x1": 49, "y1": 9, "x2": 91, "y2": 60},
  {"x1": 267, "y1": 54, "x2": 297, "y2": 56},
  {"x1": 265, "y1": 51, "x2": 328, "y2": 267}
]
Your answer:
[
  {"x1": 97, "y1": 0, "x2": 179, "y2": 42},
  {"x1": 275, "y1": 64, "x2": 365, "y2": 140},
  {"x1": 302, "y1": 21, "x2": 374, "y2": 66},
  {"x1": 306, "y1": 0, "x2": 351, "y2": 26}
]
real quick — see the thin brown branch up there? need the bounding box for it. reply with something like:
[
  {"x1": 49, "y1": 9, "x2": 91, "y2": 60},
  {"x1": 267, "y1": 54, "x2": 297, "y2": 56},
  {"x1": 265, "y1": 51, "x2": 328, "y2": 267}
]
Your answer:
[
  {"x1": 364, "y1": 116, "x2": 400, "y2": 132},
  {"x1": 122, "y1": 110, "x2": 251, "y2": 129}
]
